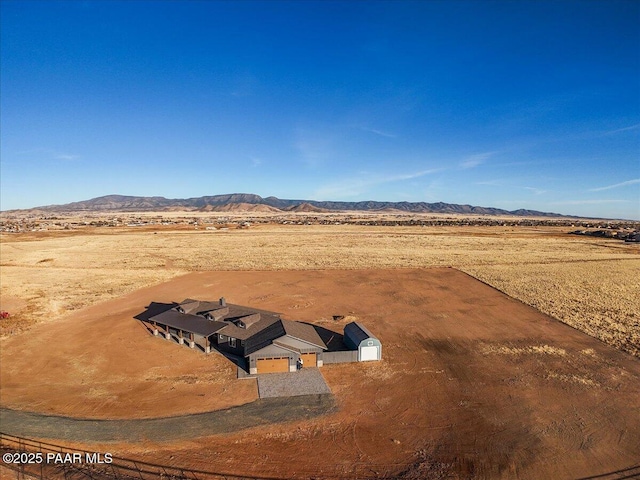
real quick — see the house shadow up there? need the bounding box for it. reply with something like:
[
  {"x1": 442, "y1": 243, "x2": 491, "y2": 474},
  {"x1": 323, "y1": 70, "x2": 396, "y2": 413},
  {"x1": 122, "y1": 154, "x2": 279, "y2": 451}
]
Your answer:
[
  {"x1": 134, "y1": 302, "x2": 176, "y2": 321},
  {"x1": 303, "y1": 323, "x2": 349, "y2": 352},
  {"x1": 134, "y1": 302, "x2": 177, "y2": 335}
]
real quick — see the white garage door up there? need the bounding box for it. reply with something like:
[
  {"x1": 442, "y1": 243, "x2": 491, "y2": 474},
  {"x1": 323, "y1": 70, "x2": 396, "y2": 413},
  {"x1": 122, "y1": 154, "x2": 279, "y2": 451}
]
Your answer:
[{"x1": 360, "y1": 346, "x2": 378, "y2": 361}]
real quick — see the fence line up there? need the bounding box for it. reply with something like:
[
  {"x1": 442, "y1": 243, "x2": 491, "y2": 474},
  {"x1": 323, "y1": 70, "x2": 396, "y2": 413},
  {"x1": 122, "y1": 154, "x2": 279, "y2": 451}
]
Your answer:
[
  {"x1": 1, "y1": 432, "x2": 411, "y2": 479},
  {"x1": 0, "y1": 432, "x2": 285, "y2": 480},
  {"x1": 321, "y1": 350, "x2": 358, "y2": 364}
]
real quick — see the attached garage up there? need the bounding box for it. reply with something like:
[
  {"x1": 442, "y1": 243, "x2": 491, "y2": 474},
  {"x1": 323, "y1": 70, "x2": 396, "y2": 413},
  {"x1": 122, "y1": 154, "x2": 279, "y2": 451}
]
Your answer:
[
  {"x1": 344, "y1": 322, "x2": 382, "y2": 362},
  {"x1": 300, "y1": 352, "x2": 317, "y2": 367},
  {"x1": 256, "y1": 357, "x2": 289, "y2": 374}
]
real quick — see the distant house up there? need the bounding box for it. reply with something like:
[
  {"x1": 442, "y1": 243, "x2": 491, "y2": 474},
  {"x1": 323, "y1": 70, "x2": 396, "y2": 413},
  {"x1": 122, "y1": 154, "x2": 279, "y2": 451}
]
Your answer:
[{"x1": 145, "y1": 298, "x2": 327, "y2": 374}]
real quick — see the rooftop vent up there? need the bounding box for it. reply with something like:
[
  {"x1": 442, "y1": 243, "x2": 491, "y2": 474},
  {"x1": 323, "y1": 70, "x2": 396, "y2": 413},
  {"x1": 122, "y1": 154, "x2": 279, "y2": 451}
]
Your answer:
[{"x1": 220, "y1": 297, "x2": 226, "y2": 307}]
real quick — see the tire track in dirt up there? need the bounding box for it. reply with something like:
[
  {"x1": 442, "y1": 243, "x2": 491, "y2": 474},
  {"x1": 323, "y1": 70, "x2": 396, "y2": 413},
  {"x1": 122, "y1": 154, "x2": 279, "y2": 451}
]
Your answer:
[{"x1": 0, "y1": 394, "x2": 337, "y2": 443}]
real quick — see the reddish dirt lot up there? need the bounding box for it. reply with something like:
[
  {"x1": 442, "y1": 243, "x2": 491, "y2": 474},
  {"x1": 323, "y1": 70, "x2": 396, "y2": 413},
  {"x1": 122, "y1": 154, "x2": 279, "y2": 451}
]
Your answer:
[{"x1": 1, "y1": 268, "x2": 639, "y2": 479}]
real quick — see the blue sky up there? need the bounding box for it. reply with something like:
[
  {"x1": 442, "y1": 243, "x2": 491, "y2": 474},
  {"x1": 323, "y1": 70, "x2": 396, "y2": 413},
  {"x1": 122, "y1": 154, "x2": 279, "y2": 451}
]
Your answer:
[{"x1": 1, "y1": 0, "x2": 638, "y2": 219}]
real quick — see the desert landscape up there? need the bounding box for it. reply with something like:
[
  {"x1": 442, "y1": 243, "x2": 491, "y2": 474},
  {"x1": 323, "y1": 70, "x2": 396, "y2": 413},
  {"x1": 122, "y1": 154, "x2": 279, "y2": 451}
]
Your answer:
[
  {"x1": 3, "y1": 1, "x2": 638, "y2": 478},
  {"x1": 1, "y1": 211, "x2": 639, "y2": 479},
  {"x1": 2, "y1": 211, "x2": 638, "y2": 357}
]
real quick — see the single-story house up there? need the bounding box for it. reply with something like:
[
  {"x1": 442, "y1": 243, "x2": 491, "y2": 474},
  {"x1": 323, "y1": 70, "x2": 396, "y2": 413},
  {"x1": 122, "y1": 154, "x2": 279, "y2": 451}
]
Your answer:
[{"x1": 145, "y1": 297, "x2": 327, "y2": 374}]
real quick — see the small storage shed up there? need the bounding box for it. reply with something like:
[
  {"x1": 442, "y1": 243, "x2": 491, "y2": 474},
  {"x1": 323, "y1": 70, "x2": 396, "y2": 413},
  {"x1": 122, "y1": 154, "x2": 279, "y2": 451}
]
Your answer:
[{"x1": 344, "y1": 322, "x2": 382, "y2": 362}]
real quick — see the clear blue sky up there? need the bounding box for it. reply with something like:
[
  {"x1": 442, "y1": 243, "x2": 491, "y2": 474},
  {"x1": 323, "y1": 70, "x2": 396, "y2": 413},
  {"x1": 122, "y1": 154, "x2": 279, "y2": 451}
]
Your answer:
[{"x1": 1, "y1": 0, "x2": 639, "y2": 219}]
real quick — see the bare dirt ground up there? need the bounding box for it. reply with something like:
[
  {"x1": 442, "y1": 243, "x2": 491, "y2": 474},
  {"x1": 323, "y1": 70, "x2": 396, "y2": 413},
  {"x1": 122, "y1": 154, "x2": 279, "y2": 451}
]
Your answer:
[{"x1": 1, "y1": 268, "x2": 639, "y2": 479}]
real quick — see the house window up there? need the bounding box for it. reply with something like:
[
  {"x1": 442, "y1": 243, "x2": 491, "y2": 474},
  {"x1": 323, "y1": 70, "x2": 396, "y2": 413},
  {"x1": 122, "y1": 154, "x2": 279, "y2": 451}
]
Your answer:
[
  {"x1": 229, "y1": 337, "x2": 236, "y2": 348},
  {"x1": 219, "y1": 334, "x2": 226, "y2": 341}
]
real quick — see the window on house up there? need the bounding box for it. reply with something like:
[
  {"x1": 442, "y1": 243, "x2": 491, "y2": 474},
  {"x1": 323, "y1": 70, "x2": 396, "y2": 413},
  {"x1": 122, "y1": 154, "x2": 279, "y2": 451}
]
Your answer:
[{"x1": 229, "y1": 337, "x2": 236, "y2": 348}]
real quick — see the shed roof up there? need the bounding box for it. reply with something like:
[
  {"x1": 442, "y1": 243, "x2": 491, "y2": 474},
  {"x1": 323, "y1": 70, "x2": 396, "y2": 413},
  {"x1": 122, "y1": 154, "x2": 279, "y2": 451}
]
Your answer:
[{"x1": 344, "y1": 322, "x2": 378, "y2": 344}]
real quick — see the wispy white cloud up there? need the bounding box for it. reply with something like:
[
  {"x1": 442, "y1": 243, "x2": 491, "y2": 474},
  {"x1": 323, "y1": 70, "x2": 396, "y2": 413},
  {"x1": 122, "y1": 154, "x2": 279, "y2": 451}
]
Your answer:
[
  {"x1": 476, "y1": 180, "x2": 546, "y2": 195},
  {"x1": 489, "y1": 160, "x2": 539, "y2": 168},
  {"x1": 54, "y1": 153, "x2": 81, "y2": 161},
  {"x1": 314, "y1": 168, "x2": 443, "y2": 199},
  {"x1": 459, "y1": 151, "x2": 496, "y2": 169},
  {"x1": 16, "y1": 148, "x2": 80, "y2": 161},
  {"x1": 602, "y1": 123, "x2": 640, "y2": 136},
  {"x1": 589, "y1": 178, "x2": 640, "y2": 192},
  {"x1": 524, "y1": 186, "x2": 546, "y2": 195},
  {"x1": 249, "y1": 156, "x2": 262, "y2": 167},
  {"x1": 476, "y1": 179, "x2": 504, "y2": 187},
  {"x1": 357, "y1": 126, "x2": 397, "y2": 138}
]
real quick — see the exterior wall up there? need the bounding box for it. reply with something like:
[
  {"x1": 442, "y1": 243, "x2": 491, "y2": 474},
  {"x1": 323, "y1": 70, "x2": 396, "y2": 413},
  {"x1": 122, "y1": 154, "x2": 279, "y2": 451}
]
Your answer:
[
  {"x1": 215, "y1": 332, "x2": 244, "y2": 356},
  {"x1": 357, "y1": 338, "x2": 382, "y2": 361}
]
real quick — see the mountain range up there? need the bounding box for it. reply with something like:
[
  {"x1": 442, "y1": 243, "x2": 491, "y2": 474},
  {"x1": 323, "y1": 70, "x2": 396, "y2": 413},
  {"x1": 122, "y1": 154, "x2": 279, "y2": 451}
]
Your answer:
[{"x1": 18, "y1": 193, "x2": 568, "y2": 217}]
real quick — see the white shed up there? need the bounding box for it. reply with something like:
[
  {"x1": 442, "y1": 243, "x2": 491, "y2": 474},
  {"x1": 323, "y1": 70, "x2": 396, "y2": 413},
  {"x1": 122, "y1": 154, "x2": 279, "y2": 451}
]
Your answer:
[{"x1": 344, "y1": 322, "x2": 382, "y2": 361}]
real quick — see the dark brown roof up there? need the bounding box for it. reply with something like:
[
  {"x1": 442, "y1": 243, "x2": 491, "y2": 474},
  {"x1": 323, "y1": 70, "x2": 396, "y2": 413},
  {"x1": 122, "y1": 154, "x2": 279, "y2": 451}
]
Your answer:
[
  {"x1": 244, "y1": 319, "x2": 287, "y2": 354},
  {"x1": 146, "y1": 298, "x2": 326, "y2": 355},
  {"x1": 149, "y1": 309, "x2": 227, "y2": 337},
  {"x1": 149, "y1": 301, "x2": 282, "y2": 339},
  {"x1": 216, "y1": 312, "x2": 281, "y2": 340},
  {"x1": 281, "y1": 320, "x2": 327, "y2": 349},
  {"x1": 178, "y1": 299, "x2": 227, "y2": 316}
]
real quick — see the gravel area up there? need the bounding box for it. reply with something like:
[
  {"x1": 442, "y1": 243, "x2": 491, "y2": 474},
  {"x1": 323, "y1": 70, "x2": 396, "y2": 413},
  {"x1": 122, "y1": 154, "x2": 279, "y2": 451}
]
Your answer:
[
  {"x1": 257, "y1": 368, "x2": 332, "y2": 398},
  {"x1": 0, "y1": 395, "x2": 337, "y2": 443}
]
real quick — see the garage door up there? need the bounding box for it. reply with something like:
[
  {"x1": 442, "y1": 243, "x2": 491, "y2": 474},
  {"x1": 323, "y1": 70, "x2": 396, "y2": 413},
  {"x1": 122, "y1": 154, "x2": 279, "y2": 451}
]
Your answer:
[
  {"x1": 257, "y1": 357, "x2": 289, "y2": 374},
  {"x1": 359, "y1": 346, "x2": 379, "y2": 361},
  {"x1": 300, "y1": 353, "x2": 317, "y2": 367}
]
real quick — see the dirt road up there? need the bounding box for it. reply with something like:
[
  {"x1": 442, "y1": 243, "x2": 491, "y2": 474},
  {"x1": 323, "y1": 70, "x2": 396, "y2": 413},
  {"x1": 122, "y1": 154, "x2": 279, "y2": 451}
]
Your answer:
[{"x1": 0, "y1": 394, "x2": 336, "y2": 442}]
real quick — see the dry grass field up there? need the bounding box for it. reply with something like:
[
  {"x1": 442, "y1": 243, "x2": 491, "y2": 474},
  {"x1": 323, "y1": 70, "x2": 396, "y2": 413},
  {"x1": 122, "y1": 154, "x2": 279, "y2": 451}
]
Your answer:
[{"x1": 1, "y1": 222, "x2": 638, "y2": 357}]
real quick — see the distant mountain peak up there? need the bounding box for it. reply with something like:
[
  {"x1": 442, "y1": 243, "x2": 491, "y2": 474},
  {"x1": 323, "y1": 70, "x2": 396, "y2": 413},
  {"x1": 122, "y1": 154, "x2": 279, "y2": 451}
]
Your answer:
[{"x1": 13, "y1": 193, "x2": 567, "y2": 217}]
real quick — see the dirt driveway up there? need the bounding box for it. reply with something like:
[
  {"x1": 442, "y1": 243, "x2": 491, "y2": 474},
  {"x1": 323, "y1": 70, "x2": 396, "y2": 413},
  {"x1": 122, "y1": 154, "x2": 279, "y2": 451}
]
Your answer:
[{"x1": 0, "y1": 395, "x2": 336, "y2": 443}]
